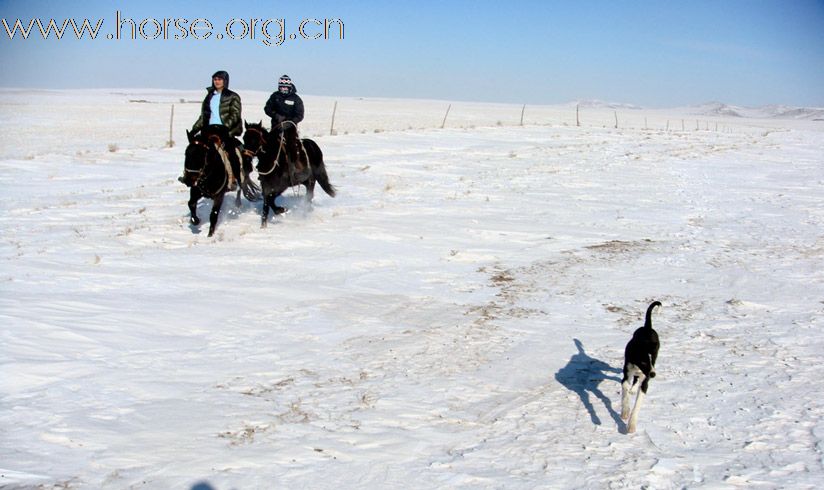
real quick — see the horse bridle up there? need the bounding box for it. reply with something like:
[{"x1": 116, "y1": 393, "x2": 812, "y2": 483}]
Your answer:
[
  {"x1": 183, "y1": 140, "x2": 210, "y2": 178},
  {"x1": 242, "y1": 127, "x2": 267, "y2": 159}
]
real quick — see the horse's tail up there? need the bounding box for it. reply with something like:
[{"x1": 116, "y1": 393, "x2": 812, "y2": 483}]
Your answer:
[
  {"x1": 316, "y1": 165, "x2": 336, "y2": 198},
  {"x1": 233, "y1": 146, "x2": 261, "y2": 201},
  {"x1": 304, "y1": 139, "x2": 336, "y2": 198},
  {"x1": 241, "y1": 178, "x2": 261, "y2": 201}
]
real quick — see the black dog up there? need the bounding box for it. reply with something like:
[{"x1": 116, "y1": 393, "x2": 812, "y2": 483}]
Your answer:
[{"x1": 620, "y1": 301, "x2": 661, "y2": 433}]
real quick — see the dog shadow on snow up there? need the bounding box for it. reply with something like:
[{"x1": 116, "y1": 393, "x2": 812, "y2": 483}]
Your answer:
[{"x1": 555, "y1": 339, "x2": 624, "y2": 428}]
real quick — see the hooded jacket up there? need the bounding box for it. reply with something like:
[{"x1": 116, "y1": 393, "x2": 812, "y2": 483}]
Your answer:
[
  {"x1": 192, "y1": 71, "x2": 243, "y2": 137},
  {"x1": 264, "y1": 83, "x2": 304, "y2": 127}
]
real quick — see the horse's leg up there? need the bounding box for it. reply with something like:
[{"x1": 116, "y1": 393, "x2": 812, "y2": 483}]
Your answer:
[
  {"x1": 240, "y1": 154, "x2": 251, "y2": 203},
  {"x1": 231, "y1": 146, "x2": 245, "y2": 202},
  {"x1": 231, "y1": 145, "x2": 243, "y2": 184},
  {"x1": 272, "y1": 179, "x2": 288, "y2": 215},
  {"x1": 237, "y1": 154, "x2": 261, "y2": 204},
  {"x1": 304, "y1": 176, "x2": 316, "y2": 203},
  {"x1": 273, "y1": 194, "x2": 286, "y2": 215},
  {"x1": 261, "y1": 192, "x2": 285, "y2": 227},
  {"x1": 242, "y1": 154, "x2": 253, "y2": 175},
  {"x1": 208, "y1": 194, "x2": 224, "y2": 237},
  {"x1": 261, "y1": 191, "x2": 271, "y2": 227},
  {"x1": 188, "y1": 187, "x2": 201, "y2": 226}
]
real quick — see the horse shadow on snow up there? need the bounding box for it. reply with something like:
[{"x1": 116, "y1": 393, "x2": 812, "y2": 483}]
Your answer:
[{"x1": 555, "y1": 338, "x2": 624, "y2": 428}]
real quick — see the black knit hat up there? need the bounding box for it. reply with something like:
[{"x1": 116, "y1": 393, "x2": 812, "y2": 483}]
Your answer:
[{"x1": 278, "y1": 74, "x2": 292, "y2": 89}]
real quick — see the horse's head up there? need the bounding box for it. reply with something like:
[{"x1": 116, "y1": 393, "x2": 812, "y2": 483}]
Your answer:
[
  {"x1": 181, "y1": 130, "x2": 223, "y2": 188},
  {"x1": 242, "y1": 121, "x2": 269, "y2": 158},
  {"x1": 181, "y1": 130, "x2": 208, "y2": 187}
]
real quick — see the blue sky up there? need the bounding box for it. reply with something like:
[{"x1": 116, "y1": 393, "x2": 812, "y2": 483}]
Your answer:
[{"x1": 1, "y1": 0, "x2": 822, "y2": 107}]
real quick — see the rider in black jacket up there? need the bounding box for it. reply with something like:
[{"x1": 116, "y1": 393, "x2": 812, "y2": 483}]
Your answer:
[{"x1": 264, "y1": 75, "x2": 304, "y2": 134}]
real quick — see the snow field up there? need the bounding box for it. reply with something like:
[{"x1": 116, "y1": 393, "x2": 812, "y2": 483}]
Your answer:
[{"x1": 1, "y1": 91, "x2": 824, "y2": 488}]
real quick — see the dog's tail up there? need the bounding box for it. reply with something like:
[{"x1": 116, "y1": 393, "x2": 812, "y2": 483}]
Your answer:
[{"x1": 645, "y1": 301, "x2": 662, "y2": 329}]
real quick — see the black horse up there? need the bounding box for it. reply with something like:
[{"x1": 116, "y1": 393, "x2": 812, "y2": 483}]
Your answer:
[
  {"x1": 242, "y1": 121, "x2": 336, "y2": 227},
  {"x1": 179, "y1": 129, "x2": 260, "y2": 236}
]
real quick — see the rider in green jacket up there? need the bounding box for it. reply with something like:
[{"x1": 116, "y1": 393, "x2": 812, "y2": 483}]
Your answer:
[{"x1": 191, "y1": 70, "x2": 242, "y2": 190}]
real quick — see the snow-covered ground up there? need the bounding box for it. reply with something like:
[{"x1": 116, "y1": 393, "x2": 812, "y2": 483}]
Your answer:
[{"x1": 1, "y1": 89, "x2": 824, "y2": 489}]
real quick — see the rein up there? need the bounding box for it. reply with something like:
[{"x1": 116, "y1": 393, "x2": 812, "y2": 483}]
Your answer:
[
  {"x1": 242, "y1": 127, "x2": 267, "y2": 159},
  {"x1": 256, "y1": 134, "x2": 284, "y2": 177}
]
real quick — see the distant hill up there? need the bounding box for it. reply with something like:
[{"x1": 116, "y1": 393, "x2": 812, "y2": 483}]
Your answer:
[
  {"x1": 570, "y1": 99, "x2": 644, "y2": 111},
  {"x1": 564, "y1": 98, "x2": 824, "y2": 121},
  {"x1": 687, "y1": 102, "x2": 824, "y2": 120}
]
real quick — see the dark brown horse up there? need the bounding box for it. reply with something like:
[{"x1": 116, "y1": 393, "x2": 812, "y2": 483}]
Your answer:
[
  {"x1": 242, "y1": 121, "x2": 335, "y2": 227},
  {"x1": 179, "y1": 128, "x2": 260, "y2": 236}
]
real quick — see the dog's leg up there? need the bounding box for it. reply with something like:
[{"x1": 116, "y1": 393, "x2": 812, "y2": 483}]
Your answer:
[
  {"x1": 621, "y1": 372, "x2": 632, "y2": 420},
  {"x1": 627, "y1": 375, "x2": 650, "y2": 434},
  {"x1": 629, "y1": 376, "x2": 641, "y2": 394},
  {"x1": 626, "y1": 389, "x2": 645, "y2": 433},
  {"x1": 621, "y1": 365, "x2": 643, "y2": 420}
]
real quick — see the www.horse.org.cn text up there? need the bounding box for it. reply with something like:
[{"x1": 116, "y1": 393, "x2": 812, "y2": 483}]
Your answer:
[{"x1": 1, "y1": 10, "x2": 345, "y2": 46}]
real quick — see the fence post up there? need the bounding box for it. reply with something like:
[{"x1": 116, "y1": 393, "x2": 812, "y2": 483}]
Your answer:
[
  {"x1": 576, "y1": 104, "x2": 580, "y2": 127},
  {"x1": 441, "y1": 104, "x2": 451, "y2": 129},
  {"x1": 330, "y1": 100, "x2": 338, "y2": 136},
  {"x1": 168, "y1": 104, "x2": 175, "y2": 148},
  {"x1": 614, "y1": 111, "x2": 618, "y2": 129},
  {"x1": 520, "y1": 104, "x2": 526, "y2": 126}
]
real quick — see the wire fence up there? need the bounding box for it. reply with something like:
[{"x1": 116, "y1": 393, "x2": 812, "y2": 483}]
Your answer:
[{"x1": 0, "y1": 88, "x2": 814, "y2": 159}]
